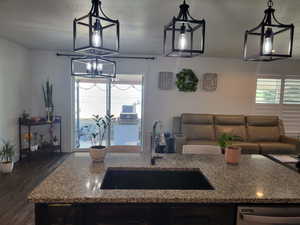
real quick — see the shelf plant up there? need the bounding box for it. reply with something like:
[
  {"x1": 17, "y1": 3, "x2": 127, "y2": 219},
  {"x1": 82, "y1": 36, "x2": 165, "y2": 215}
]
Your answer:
[
  {"x1": 0, "y1": 140, "x2": 15, "y2": 173},
  {"x1": 42, "y1": 80, "x2": 54, "y2": 122}
]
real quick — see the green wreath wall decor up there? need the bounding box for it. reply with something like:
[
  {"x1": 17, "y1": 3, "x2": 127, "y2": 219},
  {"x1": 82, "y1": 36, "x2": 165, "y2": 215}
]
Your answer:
[{"x1": 176, "y1": 69, "x2": 199, "y2": 92}]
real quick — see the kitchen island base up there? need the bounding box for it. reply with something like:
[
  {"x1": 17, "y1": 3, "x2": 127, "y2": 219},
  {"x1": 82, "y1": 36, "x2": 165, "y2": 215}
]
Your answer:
[{"x1": 35, "y1": 203, "x2": 237, "y2": 225}]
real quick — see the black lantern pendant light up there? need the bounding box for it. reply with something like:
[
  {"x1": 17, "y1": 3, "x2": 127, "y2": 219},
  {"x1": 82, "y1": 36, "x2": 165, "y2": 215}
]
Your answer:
[
  {"x1": 243, "y1": 0, "x2": 294, "y2": 61},
  {"x1": 163, "y1": 0, "x2": 206, "y2": 57},
  {"x1": 73, "y1": 0, "x2": 120, "y2": 56},
  {"x1": 71, "y1": 56, "x2": 116, "y2": 78}
]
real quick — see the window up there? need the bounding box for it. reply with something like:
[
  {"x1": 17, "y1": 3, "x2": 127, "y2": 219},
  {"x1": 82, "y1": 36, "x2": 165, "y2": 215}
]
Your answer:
[
  {"x1": 255, "y1": 76, "x2": 300, "y2": 105},
  {"x1": 283, "y1": 79, "x2": 300, "y2": 104},
  {"x1": 256, "y1": 78, "x2": 281, "y2": 104},
  {"x1": 255, "y1": 75, "x2": 300, "y2": 137}
]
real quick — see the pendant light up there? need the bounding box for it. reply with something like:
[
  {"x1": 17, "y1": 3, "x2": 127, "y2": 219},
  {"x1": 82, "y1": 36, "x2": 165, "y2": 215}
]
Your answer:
[
  {"x1": 243, "y1": 0, "x2": 294, "y2": 61},
  {"x1": 163, "y1": 0, "x2": 206, "y2": 57},
  {"x1": 71, "y1": 56, "x2": 116, "y2": 78},
  {"x1": 73, "y1": 0, "x2": 120, "y2": 56}
]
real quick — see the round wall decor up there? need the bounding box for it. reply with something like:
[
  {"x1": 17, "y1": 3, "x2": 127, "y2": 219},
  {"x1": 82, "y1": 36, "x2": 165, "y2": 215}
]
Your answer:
[{"x1": 176, "y1": 69, "x2": 199, "y2": 92}]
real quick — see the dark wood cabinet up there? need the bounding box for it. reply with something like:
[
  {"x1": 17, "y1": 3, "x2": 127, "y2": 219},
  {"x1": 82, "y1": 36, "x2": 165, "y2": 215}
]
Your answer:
[
  {"x1": 35, "y1": 204, "x2": 83, "y2": 225},
  {"x1": 169, "y1": 206, "x2": 236, "y2": 225},
  {"x1": 35, "y1": 203, "x2": 236, "y2": 225}
]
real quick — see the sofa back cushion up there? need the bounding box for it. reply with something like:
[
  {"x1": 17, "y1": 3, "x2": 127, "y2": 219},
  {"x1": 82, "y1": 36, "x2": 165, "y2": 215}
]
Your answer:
[
  {"x1": 181, "y1": 114, "x2": 215, "y2": 140},
  {"x1": 215, "y1": 115, "x2": 246, "y2": 141},
  {"x1": 246, "y1": 116, "x2": 280, "y2": 142}
]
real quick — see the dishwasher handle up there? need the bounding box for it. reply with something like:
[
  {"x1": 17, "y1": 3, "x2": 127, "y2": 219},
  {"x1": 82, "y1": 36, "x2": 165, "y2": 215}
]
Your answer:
[{"x1": 241, "y1": 214, "x2": 300, "y2": 224}]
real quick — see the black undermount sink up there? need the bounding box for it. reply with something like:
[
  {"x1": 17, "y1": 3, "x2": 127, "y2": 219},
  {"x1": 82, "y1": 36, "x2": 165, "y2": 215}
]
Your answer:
[{"x1": 100, "y1": 168, "x2": 214, "y2": 190}]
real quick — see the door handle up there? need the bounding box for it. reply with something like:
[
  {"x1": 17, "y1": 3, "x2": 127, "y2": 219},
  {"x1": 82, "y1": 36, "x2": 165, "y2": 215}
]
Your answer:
[{"x1": 241, "y1": 214, "x2": 300, "y2": 224}]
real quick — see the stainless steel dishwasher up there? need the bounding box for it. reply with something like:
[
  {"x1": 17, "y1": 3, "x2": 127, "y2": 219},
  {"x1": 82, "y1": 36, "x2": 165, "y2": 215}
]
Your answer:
[{"x1": 237, "y1": 206, "x2": 300, "y2": 225}]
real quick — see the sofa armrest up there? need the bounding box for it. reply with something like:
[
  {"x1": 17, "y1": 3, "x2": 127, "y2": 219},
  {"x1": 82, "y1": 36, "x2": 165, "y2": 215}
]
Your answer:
[
  {"x1": 174, "y1": 134, "x2": 187, "y2": 154},
  {"x1": 280, "y1": 135, "x2": 300, "y2": 153}
]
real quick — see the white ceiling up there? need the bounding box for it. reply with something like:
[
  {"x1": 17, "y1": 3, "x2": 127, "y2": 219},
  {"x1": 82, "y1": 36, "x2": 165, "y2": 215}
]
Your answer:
[{"x1": 0, "y1": 0, "x2": 299, "y2": 58}]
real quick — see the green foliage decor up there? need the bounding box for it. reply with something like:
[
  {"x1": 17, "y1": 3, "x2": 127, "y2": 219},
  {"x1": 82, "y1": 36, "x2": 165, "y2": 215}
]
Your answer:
[
  {"x1": 218, "y1": 133, "x2": 240, "y2": 150},
  {"x1": 91, "y1": 114, "x2": 114, "y2": 147},
  {"x1": 42, "y1": 80, "x2": 53, "y2": 109},
  {"x1": 176, "y1": 69, "x2": 199, "y2": 92},
  {"x1": 0, "y1": 140, "x2": 15, "y2": 163}
]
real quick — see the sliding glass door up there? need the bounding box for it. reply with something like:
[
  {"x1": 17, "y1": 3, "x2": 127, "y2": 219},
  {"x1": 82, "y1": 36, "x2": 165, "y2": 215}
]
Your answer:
[
  {"x1": 74, "y1": 75, "x2": 143, "y2": 149},
  {"x1": 110, "y1": 75, "x2": 143, "y2": 146}
]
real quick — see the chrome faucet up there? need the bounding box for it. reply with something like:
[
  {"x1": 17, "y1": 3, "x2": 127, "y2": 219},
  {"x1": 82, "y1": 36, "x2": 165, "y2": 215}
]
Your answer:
[{"x1": 150, "y1": 120, "x2": 166, "y2": 165}]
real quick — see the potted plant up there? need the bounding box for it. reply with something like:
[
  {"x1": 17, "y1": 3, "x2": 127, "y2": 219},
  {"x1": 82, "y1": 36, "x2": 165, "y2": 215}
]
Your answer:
[
  {"x1": 89, "y1": 114, "x2": 114, "y2": 162},
  {"x1": 0, "y1": 140, "x2": 15, "y2": 173},
  {"x1": 218, "y1": 133, "x2": 241, "y2": 164},
  {"x1": 42, "y1": 80, "x2": 54, "y2": 123}
]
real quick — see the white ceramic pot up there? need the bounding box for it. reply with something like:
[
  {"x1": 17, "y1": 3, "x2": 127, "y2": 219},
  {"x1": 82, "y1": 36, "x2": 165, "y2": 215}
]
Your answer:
[
  {"x1": 225, "y1": 147, "x2": 241, "y2": 164},
  {"x1": 89, "y1": 147, "x2": 107, "y2": 162},
  {"x1": 0, "y1": 162, "x2": 14, "y2": 173}
]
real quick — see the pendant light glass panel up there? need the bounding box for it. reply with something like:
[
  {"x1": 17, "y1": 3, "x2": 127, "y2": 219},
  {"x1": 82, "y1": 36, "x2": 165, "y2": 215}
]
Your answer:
[
  {"x1": 243, "y1": 1, "x2": 294, "y2": 61},
  {"x1": 163, "y1": 1, "x2": 205, "y2": 57},
  {"x1": 73, "y1": 0, "x2": 120, "y2": 56},
  {"x1": 71, "y1": 57, "x2": 116, "y2": 78},
  {"x1": 164, "y1": 20, "x2": 205, "y2": 57}
]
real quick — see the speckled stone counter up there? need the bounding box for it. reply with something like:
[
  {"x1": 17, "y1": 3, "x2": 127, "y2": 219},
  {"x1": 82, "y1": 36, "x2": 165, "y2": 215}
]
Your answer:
[{"x1": 29, "y1": 153, "x2": 300, "y2": 204}]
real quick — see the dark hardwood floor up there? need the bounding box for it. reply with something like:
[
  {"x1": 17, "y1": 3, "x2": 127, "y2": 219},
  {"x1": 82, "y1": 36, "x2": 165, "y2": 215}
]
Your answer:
[{"x1": 0, "y1": 153, "x2": 69, "y2": 225}]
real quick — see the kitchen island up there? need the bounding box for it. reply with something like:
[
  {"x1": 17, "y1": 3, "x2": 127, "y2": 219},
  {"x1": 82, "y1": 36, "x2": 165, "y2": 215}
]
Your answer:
[{"x1": 29, "y1": 153, "x2": 300, "y2": 225}]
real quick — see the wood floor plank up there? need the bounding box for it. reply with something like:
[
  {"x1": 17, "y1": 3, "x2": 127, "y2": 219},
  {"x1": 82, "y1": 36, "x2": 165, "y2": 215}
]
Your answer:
[{"x1": 0, "y1": 153, "x2": 69, "y2": 225}]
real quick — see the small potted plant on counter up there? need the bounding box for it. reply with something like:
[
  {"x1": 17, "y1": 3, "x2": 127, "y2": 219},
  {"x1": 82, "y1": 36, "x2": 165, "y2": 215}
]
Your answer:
[
  {"x1": 218, "y1": 133, "x2": 241, "y2": 164},
  {"x1": 89, "y1": 114, "x2": 114, "y2": 162},
  {"x1": 0, "y1": 140, "x2": 15, "y2": 173}
]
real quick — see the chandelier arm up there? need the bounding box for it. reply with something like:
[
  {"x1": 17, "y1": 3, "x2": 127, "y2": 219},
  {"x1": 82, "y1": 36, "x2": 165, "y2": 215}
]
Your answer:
[
  {"x1": 186, "y1": 11, "x2": 201, "y2": 22},
  {"x1": 176, "y1": 10, "x2": 184, "y2": 20},
  {"x1": 248, "y1": 15, "x2": 267, "y2": 33},
  {"x1": 271, "y1": 11, "x2": 288, "y2": 26},
  {"x1": 98, "y1": 2, "x2": 115, "y2": 21}
]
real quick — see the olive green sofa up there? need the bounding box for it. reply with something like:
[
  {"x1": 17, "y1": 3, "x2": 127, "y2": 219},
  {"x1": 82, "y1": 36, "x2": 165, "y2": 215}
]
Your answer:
[{"x1": 174, "y1": 114, "x2": 300, "y2": 154}]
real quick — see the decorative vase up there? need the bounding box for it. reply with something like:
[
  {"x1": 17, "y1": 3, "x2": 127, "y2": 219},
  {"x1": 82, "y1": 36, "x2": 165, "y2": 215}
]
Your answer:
[
  {"x1": 225, "y1": 146, "x2": 241, "y2": 164},
  {"x1": 0, "y1": 162, "x2": 14, "y2": 173},
  {"x1": 89, "y1": 146, "x2": 107, "y2": 162},
  {"x1": 46, "y1": 107, "x2": 54, "y2": 123}
]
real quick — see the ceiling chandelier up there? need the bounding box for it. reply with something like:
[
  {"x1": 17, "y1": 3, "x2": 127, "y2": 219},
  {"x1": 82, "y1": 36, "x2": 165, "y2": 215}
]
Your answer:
[
  {"x1": 71, "y1": 56, "x2": 116, "y2": 78},
  {"x1": 163, "y1": 0, "x2": 206, "y2": 57},
  {"x1": 72, "y1": 0, "x2": 119, "y2": 78},
  {"x1": 73, "y1": 0, "x2": 120, "y2": 56},
  {"x1": 243, "y1": 0, "x2": 294, "y2": 61}
]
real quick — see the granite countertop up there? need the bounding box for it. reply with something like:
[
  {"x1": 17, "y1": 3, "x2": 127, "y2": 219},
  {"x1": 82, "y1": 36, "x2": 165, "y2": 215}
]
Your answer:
[{"x1": 29, "y1": 153, "x2": 300, "y2": 204}]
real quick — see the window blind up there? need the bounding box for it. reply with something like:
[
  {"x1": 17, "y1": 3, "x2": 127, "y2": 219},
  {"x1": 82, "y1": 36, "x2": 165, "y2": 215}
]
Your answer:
[
  {"x1": 283, "y1": 79, "x2": 300, "y2": 104},
  {"x1": 255, "y1": 76, "x2": 300, "y2": 137},
  {"x1": 255, "y1": 78, "x2": 281, "y2": 104}
]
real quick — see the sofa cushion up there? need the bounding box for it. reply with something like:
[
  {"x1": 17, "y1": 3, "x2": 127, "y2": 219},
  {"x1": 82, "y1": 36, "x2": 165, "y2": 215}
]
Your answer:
[
  {"x1": 186, "y1": 140, "x2": 218, "y2": 145},
  {"x1": 231, "y1": 142, "x2": 260, "y2": 154},
  {"x1": 259, "y1": 142, "x2": 297, "y2": 154},
  {"x1": 182, "y1": 124, "x2": 215, "y2": 140},
  {"x1": 181, "y1": 114, "x2": 213, "y2": 124},
  {"x1": 247, "y1": 116, "x2": 279, "y2": 126},
  {"x1": 247, "y1": 126, "x2": 280, "y2": 142},
  {"x1": 215, "y1": 115, "x2": 246, "y2": 125},
  {"x1": 216, "y1": 125, "x2": 246, "y2": 141}
]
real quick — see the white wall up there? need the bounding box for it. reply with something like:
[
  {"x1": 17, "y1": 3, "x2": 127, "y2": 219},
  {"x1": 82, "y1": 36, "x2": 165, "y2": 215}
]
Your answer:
[
  {"x1": 117, "y1": 57, "x2": 300, "y2": 131},
  {"x1": 30, "y1": 51, "x2": 72, "y2": 152},
  {"x1": 0, "y1": 38, "x2": 31, "y2": 160},
  {"x1": 29, "y1": 50, "x2": 300, "y2": 151}
]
